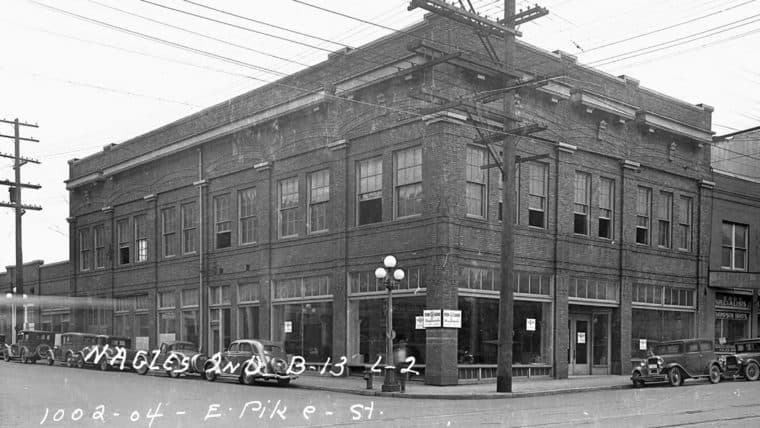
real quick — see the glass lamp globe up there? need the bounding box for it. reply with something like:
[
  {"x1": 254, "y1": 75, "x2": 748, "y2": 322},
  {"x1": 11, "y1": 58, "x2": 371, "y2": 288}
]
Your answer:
[
  {"x1": 383, "y1": 255, "x2": 397, "y2": 269},
  {"x1": 5, "y1": 293, "x2": 11, "y2": 299},
  {"x1": 393, "y1": 269, "x2": 405, "y2": 281},
  {"x1": 374, "y1": 267, "x2": 387, "y2": 279}
]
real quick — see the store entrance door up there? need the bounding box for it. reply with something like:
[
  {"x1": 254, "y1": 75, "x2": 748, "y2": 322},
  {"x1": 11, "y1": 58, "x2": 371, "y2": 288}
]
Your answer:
[{"x1": 569, "y1": 315, "x2": 591, "y2": 375}]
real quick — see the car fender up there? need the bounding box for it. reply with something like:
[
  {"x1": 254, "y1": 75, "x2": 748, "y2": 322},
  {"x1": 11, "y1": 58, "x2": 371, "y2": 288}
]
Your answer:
[
  {"x1": 706, "y1": 359, "x2": 723, "y2": 373},
  {"x1": 664, "y1": 363, "x2": 689, "y2": 377}
]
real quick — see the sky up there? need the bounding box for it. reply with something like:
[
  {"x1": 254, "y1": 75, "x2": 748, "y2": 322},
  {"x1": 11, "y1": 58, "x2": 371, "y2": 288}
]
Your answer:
[{"x1": 1, "y1": 0, "x2": 759, "y2": 271}]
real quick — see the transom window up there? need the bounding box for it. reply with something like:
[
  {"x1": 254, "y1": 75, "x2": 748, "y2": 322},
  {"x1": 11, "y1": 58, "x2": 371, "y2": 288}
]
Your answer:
[
  {"x1": 279, "y1": 177, "x2": 299, "y2": 238},
  {"x1": 465, "y1": 146, "x2": 487, "y2": 218},
  {"x1": 722, "y1": 222, "x2": 747, "y2": 270},
  {"x1": 395, "y1": 146, "x2": 423, "y2": 218},
  {"x1": 358, "y1": 157, "x2": 383, "y2": 225}
]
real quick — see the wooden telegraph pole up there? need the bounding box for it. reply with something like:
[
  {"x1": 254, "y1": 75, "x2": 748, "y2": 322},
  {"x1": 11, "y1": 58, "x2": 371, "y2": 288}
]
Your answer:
[
  {"x1": 408, "y1": 0, "x2": 547, "y2": 392},
  {"x1": 0, "y1": 118, "x2": 42, "y2": 339}
]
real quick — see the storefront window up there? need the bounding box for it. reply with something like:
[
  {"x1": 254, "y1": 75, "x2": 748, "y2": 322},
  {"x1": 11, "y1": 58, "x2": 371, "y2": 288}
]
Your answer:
[
  {"x1": 272, "y1": 302, "x2": 332, "y2": 362},
  {"x1": 592, "y1": 313, "x2": 608, "y2": 366},
  {"x1": 631, "y1": 308, "x2": 694, "y2": 357},
  {"x1": 239, "y1": 306, "x2": 259, "y2": 339},
  {"x1": 459, "y1": 297, "x2": 552, "y2": 365},
  {"x1": 181, "y1": 310, "x2": 198, "y2": 345},
  {"x1": 348, "y1": 296, "x2": 426, "y2": 365}
]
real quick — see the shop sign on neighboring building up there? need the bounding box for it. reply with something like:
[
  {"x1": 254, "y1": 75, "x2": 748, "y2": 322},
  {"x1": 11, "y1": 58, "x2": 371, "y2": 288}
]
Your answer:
[
  {"x1": 442, "y1": 310, "x2": 462, "y2": 328},
  {"x1": 423, "y1": 309, "x2": 442, "y2": 328},
  {"x1": 415, "y1": 316, "x2": 425, "y2": 330},
  {"x1": 715, "y1": 293, "x2": 750, "y2": 310},
  {"x1": 716, "y1": 311, "x2": 749, "y2": 320}
]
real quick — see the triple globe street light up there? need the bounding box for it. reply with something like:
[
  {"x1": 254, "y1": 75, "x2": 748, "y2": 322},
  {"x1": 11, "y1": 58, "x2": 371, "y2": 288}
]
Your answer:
[{"x1": 374, "y1": 255, "x2": 405, "y2": 392}]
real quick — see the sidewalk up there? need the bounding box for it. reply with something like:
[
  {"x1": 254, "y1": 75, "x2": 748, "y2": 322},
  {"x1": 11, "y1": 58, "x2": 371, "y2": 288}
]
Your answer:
[{"x1": 293, "y1": 372, "x2": 632, "y2": 399}]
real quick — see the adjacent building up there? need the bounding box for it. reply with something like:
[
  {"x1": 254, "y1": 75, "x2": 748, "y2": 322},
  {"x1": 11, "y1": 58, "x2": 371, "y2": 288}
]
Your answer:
[{"x1": 4, "y1": 14, "x2": 757, "y2": 384}]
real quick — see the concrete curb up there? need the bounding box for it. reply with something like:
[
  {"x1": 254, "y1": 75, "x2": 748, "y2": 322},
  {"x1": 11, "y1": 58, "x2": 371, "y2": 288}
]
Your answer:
[{"x1": 293, "y1": 382, "x2": 632, "y2": 400}]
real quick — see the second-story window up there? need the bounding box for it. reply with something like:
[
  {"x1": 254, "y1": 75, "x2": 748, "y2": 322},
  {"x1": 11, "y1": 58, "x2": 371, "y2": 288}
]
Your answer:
[
  {"x1": 466, "y1": 146, "x2": 487, "y2": 218},
  {"x1": 79, "y1": 229, "x2": 90, "y2": 271},
  {"x1": 598, "y1": 177, "x2": 614, "y2": 239},
  {"x1": 214, "y1": 194, "x2": 232, "y2": 249},
  {"x1": 658, "y1": 192, "x2": 672, "y2": 248},
  {"x1": 162, "y1": 207, "x2": 176, "y2": 258},
  {"x1": 117, "y1": 219, "x2": 130, "y2": 265},
  {"x1": 181, "y1": 202, "x2": 198, "y2": 254},
  {"x1": 678, "y1": 196, "x2": 692, "y2": 251},
  {"x1": 395, "y1": 146, "x2": 422, "y2": 218},
  {"x1": 358, "y1": 157, "x2": 383, "y2": 225},
  {"x1": 134, "y1": 214, "x2": 148, "y2": 262},
  {"x1": 279, "y1": 177, "x2": 299, "y2": 238},
  {"x1": 573, "y1": 172, "x2": 590, "y2": 235},
  {"x1": 722, "y1": 222, "x2": 747, "y2": 270},
  {"x1": 308, "y1": 170, "x2": 329, "y2": 233},
  {"x1": 636, "y1": 187, "x2": 651, "y2": 245},
  {"x1": 94, "y1": 225, "x2": 105, "y2": 269},
  {"x1": 528, "y1": 162, "x2": 547, "y2": 228},
  {"x1": 239, "y1": 188, "x2": 257, "y2": 244}
]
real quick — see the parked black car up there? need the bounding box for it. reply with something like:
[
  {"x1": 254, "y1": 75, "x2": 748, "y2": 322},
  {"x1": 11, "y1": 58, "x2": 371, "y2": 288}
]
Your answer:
[
  {"x1": 721, "y1": 338, "x2": 760, "y2": 381},
  {"x1": 631, "y1": 338, "x2": 723, "y2": 387}
]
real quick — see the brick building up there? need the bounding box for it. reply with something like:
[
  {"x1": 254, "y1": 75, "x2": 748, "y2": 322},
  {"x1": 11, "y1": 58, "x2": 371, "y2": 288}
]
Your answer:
[
  {"x1": 52, "y1": 14, "x2": 723, "y2": 384},
  {"x1": 709, "y1": 127, "x2": 760, "y2": 349}
]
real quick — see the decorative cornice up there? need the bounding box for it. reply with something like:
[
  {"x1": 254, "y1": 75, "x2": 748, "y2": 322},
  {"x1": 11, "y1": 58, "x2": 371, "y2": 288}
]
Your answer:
[
  {"x1": 557, "y1": 142, "x2": 577, "y2": 154},
  {"x1": 699, "y1": 179, "x2": 715, "y2": 189},
  {"x1": 423, "y1": 110, "x2": 468, "y2": 126},
  {"x1": 253, "y1": 161, "x2": 271, "y2": 171},
  {"x1": 66, "y1": 216, "x2": 76, "y2": 224},
  {"x1": 622, "y1": 159, "x2": 641, "y2": 171},
  {"x1": 327, "y1": 139, "x2": 347, "y2": 151}
]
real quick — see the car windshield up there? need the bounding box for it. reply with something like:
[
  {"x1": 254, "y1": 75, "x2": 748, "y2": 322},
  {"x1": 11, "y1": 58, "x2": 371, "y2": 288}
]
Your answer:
[
  {"x1": 172, "y1": 343, "x2": 196, "y2": 351},
  {"x1": 654, "y1": 343, "x2": 683, "y2": 354}
]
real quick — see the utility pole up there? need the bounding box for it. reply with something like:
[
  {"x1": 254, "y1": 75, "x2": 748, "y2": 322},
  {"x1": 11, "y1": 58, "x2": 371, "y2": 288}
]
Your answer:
[
  {"x1": 408, "y1": 0, "x2": 546, "y2": 392},
  {"x1": 0, "y1": 118, "x2": 42, "y2": 342}
]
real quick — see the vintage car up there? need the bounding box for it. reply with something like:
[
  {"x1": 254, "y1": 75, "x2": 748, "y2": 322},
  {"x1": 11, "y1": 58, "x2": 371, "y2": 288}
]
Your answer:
[
  {"x1": 2, "y1": 330, "x2": 55, "y2": 364},
  {"x1": 631, "y1": 338, "x2": 723, "y2": 387},
  {"x1": 53, "y1": 332, "x2": 98, "y2": 367},
  {"x1": 204, "y1": 339, "x2": 296, "y2": 386},
  {"x1": 135, "y1": 340, "x2": 206, "y2": 378},
  {"x1": 75, "y1": 335, "x2": 137, "y2": 371},
  {"x1": 720, "y1": 338, "x2": 760, "y2": 381}
]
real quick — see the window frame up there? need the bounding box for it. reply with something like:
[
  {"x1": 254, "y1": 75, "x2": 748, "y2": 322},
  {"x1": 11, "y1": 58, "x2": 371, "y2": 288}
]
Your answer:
[
  {"x1": 357, "y1": 157, "x2": 383, "y2": 225},
  {"x1": 635, "y1": 186, "x2": 652, "y2": 245},
  {"x1": 214, "y1": 194, "x2": 232, "y2": 249},
  {"x1": 278, "y1": 176, "x2": 300, "y2": 238},
  {"x1": 117, "y1": 219, "x2": 131, "y2": 265},
  {"x1": 238, "y1": 187, "x2": 258, "y2": 245},
  {"x1": 394, "y1": 146, "x2": 423, "y2": 219},
  {"x1": 721, "y1": 221, "x2": 748, "y2": 271},
  {"x1": 573, "y1": 171, "x2": 590, "y2": 235},
  {"x1": 308, "y1": 169, "x2": 329, "y2": 233},
  {"x1": 134, "y1": 214, "x2": 148, "y2": 263},
  {"x1": 465, "y1": 145, "x2": 488, "y2": 218},
  {"x1": 598, "y1": 177, "x2": 614, "y2": 240},
  {"x1": 181, "y1": 201, "x2": 198, "y2": 255},
  {"x1": 527, "y1": 161, "x2": 548, "y2": 228},
  {"x1": 94, "y1": 224, "x2": 105, "y2": 269},
  {"x1": 678, "y1": 196, "x2": 692, "y2": 251},
  {"x1": 161, "y1": 207, "x2": 177, "y2": 258},
  {"x1": 79, "y1": 228, "x2": 90, "y2": 272},
  {"x1": 657, "y1": 191, "x2": 673, "y2": 248}
]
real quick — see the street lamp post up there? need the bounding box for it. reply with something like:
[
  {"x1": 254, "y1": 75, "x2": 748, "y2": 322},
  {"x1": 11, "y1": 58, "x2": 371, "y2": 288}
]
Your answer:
[{"x1": 374, "y1": 255, "x2": 405, "y2": 393}]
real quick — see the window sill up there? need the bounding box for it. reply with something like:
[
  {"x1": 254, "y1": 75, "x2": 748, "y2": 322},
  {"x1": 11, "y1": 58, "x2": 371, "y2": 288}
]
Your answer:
[
  {"x1": 278, "y1": 234, "x2": 299, "y2": 240},
  {"x1": 465, "y1": 214, "x2": 487, "y2": 221},
  {"x1": 720, "y1": 267, "x2": 747, "y2": 272},
  {"x1": 307, "y1": 229, "x2": 329, "y2": 236}
]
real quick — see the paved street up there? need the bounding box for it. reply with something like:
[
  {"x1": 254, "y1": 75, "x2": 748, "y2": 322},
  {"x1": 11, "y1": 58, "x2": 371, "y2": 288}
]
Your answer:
[{"x1": 2, "y1": 361, "x2": 760, "y2": 428}]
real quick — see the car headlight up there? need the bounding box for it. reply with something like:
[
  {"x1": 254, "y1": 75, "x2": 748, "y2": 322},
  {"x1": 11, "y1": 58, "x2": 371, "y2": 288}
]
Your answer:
[
  {"x1": 719, "y1": 356, "x2": 726, "y2": 365},
  {"x1": 656, "y1": 357, "x2": 664, "y2": 367}
]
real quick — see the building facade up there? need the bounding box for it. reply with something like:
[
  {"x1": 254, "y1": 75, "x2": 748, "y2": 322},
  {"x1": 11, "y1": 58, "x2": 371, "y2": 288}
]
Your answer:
[{"x1": 49, "y1": 15, "x2": 727, "y2": 384}]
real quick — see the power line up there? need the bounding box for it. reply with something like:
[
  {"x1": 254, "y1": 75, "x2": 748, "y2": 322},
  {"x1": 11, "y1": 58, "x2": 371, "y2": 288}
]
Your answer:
[{"x1": 87, "y1": 0, "x2": 313, "y2": 68}]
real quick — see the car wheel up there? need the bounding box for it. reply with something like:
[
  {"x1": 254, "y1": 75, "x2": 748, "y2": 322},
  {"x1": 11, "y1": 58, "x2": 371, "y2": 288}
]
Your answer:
[
  {"x1": 2, "y1": 352, "x2": 8, "y2": 362},
  {"x1": 205, "y1": 365, "x2": 218, "y2": 382},
  {"x1": 47, "y1": 352, "x2": 55, "y2": 366},
  {"x1": 76, "y1": 355, "x2": 85, "y2": 369},
  {"x1": 20, "y1": 348, "x2": 28, "y2": 364},
  {"x1": 631, "y1": 371, "x2": 644, "y2": 388},
  {"x1": 744, "y1": 361, "x2": 760, "y2": 381},
  {"x1": 668, "y1": 368, "x2": 683, "y2": 387},
  {"x1": 66, "y1": 354, "x2": 74, "y2": 368},
  {"x1": 277, "y1": 378, "x2": 291, "y2": 387},
  {"x1": 709, "y1": 364, "x2": 721, "y2": 384},
  {"x1": 99, "y1": 358, "x2": 110, "y2": 371}
]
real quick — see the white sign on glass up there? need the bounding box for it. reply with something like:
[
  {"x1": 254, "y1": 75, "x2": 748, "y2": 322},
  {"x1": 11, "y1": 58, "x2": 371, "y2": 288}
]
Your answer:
[
  {"x1": 423, "y1": 309, "x2": 442, "y2": 328},
  {"x1": 415, "y1": 316, "x2": 425, "y2": 330},
  {"x1": 159, "y1": 333, "x2": 176, "y2": 345},
  {"x1": 284, "y1": 321, "x2": 293, "y2": 333},
  {"x1": 526, "y1": 318, "x2": 536, "y2": 331},
  {"x1": 442, "y1": 310, "x2": 462, "y2": 328},
  {"x1": 135, "y1": 336, "x2": 150, "y2": 351},
  {"x1": 577, "y1": 332, "x2": 586, "y2": 344},
  {"x1": 639, "y1": 339, "x2": 647, "y2": 351}
]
